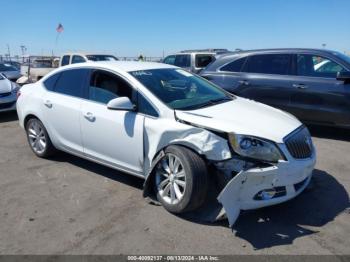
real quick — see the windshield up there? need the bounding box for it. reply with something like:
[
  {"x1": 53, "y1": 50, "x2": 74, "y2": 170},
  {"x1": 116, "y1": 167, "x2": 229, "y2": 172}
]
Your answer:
[
  {"x1": 86, "y1": 55, "x2": 118, "y2": 61},
  {"x1": 0, "y1": 64, "x2": 17, "y2": 72},
  {"x1": 333, "y1": 51, "x2": 350, "y2": 65},
  {"x1": 130, "y1": 68, "x2": 233, "y2": 110}
]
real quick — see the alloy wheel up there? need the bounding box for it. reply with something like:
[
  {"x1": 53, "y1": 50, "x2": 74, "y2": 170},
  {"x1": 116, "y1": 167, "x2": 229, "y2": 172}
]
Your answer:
[
  {"x1": 27, "y1": 120, "x2": 47, "y2": 154},
  {"x1": 155, "y1": 153, "x2": 186, "y2": 205}
]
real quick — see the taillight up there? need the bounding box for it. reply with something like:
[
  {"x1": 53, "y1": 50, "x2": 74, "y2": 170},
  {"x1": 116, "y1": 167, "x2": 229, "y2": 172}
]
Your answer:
[{"x1": 17, "y1": 90, "x2": 21, "y2": 99}]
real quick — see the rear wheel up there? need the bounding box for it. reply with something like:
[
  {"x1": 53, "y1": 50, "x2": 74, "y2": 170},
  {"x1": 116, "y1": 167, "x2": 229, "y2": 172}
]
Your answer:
[
  {"x1": 26, "y1": 118, "x2": 56, "y2": 158},
  {"x1": 154, "y1": 145, "x2": 208, "y2": 213}
]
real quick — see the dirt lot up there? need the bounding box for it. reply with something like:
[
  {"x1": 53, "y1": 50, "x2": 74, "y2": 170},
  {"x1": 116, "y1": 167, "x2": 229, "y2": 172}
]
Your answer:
[{"x1": 0, "y1": 111, "x2": 349, "y2": 255}]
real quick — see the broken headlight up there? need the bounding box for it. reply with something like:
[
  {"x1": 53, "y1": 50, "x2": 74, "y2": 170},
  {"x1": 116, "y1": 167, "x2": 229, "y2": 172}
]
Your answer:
[{"x1": 228, "y1": 134, "x2": 284, "y2": 163}]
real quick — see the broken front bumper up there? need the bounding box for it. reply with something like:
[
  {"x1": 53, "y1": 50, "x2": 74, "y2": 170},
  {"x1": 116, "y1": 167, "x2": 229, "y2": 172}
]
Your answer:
[{"x1": 217, "y1": 143, "x2": 316, "y2": 226}]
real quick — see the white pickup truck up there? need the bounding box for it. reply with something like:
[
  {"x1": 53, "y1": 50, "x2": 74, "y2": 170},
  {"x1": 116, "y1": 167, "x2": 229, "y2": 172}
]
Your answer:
[{"x1": 59, "y1": 53, "x2": 118, "y2": 67}]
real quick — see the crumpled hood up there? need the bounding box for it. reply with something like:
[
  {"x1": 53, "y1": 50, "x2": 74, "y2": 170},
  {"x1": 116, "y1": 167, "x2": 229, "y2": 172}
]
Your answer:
[
  {"x1": 175, "y1": 97, "x2": 302, "y2": 143},
  {"x1": 0, "y1": 79, "x2": 12, "y2": 94}
]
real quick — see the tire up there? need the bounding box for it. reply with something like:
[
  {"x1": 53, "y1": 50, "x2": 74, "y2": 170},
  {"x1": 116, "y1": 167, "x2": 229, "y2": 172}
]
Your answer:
[
  {"x1": 25, "y1": 118, "x2": 56, "y2": 158},
  {"x1": 154, "y1": 145, "x2": 208, "y2": 214}
]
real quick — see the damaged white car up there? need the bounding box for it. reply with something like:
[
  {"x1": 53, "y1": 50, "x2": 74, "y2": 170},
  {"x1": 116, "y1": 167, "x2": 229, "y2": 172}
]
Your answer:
[{"x1": 16, "y1": 61, "x2": 316, "y2": 226}]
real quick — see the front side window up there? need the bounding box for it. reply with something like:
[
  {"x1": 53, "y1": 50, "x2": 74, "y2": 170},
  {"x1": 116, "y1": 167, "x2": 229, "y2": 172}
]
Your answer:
[
  {"x1": 244, "y1": 54, "x2": 292, "y2": 75},
  {"x1": 130, "y1": 69, "x2": 233, "y2": 110},
  {"x1": 54, "y1": 69, "x2": 89, "y2": 97},
  {"x1": 297, "y1": 54, "x2": 346, "y2": 78},
  {"x1": 88, "y1": 70, "x2": 133, "y2": 104},
  {"x1": 163, "y1": 55, "x2": 176, "y2": 65},
  {"x1": 61, "y1": 55, "x2": 70, "y2": 66},
  {"x1": 220, "y1": 57, "x2": 247, "y2": 72},
  {"x1": 72, "y1": 55, "x2": 86, "y2": 64},
  {"x1": 195, "y1": 54, "x2": 214, "y2": 68},
  {"x1": 174, "y1": 55, "x2": 191, "y2": 68},
  {"x1": 137, "y1": 93, "x2": 158, "y2": 117}
]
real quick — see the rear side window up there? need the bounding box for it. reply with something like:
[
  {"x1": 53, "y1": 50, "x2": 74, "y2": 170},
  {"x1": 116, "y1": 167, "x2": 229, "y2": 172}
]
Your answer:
[
  {"x1": 72, "y1": 55, "x2": 86, "y2": 64},
  {"x1": 220, "y1": 57, "x2": 247, "y2": 72},
  {"x1": 54, "y1": 69, "x2": 89, "y2": 98},
  {"x1": 244, "y1": 54, "x2": 292, "y2": 75},
  {"x1": 61, "y1": 55, "x2": 70, "y2": 66},
  {"x1": 174, "y1": 55, "x2": 191, "y2": 67},
  {"x1": 163, "y1": 55, "x2": 175, "y2": 65},
  {"x1": 43, "y1": 73, "x2": 60, "y2": 91},
  {"x1": 195, "y1": 55, "x2": 214, "y2": 68}
]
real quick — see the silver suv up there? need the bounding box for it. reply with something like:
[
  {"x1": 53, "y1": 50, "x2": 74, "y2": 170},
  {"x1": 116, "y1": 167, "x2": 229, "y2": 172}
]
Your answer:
[{"x1": 162, "y1": 49, "x2": 230, "y2": 73}]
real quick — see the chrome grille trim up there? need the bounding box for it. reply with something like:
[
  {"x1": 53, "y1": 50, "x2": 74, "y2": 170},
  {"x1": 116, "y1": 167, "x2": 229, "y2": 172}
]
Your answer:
[{"x1": 284, "y1": 126, "x2": 313, "y2": 159}]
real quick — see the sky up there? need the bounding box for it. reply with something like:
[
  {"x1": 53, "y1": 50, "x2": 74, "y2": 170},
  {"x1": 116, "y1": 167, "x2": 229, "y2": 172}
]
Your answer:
[{"x1": 1, "y1": 0, "x2": 350, "y2": 57}]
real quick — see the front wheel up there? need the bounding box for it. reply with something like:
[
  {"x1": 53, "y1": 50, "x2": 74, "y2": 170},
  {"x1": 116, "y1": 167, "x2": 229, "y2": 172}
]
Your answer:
[{"x1": 154, "y1": 145, "x2": 208, "y2": 214}]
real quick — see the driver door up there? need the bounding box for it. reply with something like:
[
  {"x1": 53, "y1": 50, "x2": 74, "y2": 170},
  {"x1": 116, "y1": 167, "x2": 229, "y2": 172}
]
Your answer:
[{"x1": 80, "y1": 69, "x2": 145, "y2": 175}]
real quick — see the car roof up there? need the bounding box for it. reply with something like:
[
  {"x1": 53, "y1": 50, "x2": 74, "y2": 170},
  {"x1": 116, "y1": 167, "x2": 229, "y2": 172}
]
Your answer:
[
  {"x1": 218, "y1": 48, "x2": 340, "y2": 58},
  {"x1": 59, "y1": 61, "x2": 178, "y2": 72},
  {"x1": 61, "y1": 52, "x2": 116, "y2": 56}
]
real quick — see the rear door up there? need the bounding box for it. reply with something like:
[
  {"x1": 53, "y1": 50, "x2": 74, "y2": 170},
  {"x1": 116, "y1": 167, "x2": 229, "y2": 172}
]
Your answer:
[
  {"x1": 42, "y1": 68, "x2": 89, "y2": 154},
  {"x1": 289, "y1": 53, "x2": 350, "y2": 126},
  {"x1": 235, "y1": 53, "x2": 294, "y2": 112}
]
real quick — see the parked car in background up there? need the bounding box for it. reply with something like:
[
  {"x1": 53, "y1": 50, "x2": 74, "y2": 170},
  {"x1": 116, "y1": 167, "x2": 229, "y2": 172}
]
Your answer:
[
  {"x1": 162, "y1": 49, "x2": 231, "y2": 74},
  {"x1": 0, "y1": 73, "x2": 20, "y2": 112},
  {"x1": 0, "y1": 63, "x2": 22, "y2": 81},
  {"x1": 201, "y1": 48, "x2": 350, "y2": 128},
  {"x1": 17, "y1": 61, "x2": 315, "y2": 226},
  {"x1": 2, "y1": 61, "x2": 21, "y2": 70},
  {"x1": 59, "y1": 53, "x2": 118, "y2": 67},
  {"x1": 16, "y1": 56, "x2": 59, "y2": 85}
]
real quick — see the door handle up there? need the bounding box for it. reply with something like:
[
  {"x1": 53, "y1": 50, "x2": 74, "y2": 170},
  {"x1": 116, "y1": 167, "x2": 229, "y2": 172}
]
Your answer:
[
  {"x1": 44, "y1": 100, "x2": 52, "y2": 108},
  {"x1": 238, "y1": 80, "x2": 250, "y2": 86},
  {"x1": 84, "y1": 112, "x2": 95, "y2": 122},
  {"x1": 293, "y1": 83, "x2": 308, "y2": 89}
]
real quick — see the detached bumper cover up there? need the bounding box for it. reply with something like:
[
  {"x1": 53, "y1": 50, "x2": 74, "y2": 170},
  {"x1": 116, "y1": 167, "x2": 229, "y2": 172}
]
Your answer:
[{"x1": 217, "y1": 144, "x2": 316, "y2": 227}]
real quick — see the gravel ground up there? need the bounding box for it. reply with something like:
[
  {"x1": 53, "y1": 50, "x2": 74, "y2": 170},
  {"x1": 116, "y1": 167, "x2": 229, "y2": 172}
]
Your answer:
[{"x1": 0, "y1": 111, "x2": 349, "y2": 255}]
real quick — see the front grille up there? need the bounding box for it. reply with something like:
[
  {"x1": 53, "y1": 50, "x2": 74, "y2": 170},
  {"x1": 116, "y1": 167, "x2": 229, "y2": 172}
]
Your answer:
[
  {"x1": 285, "y1": 127, "x2": 313, "y2": 159},
  {"x1": 0, "y1": 92, "x2": 11, "y2": 98},
  {"x1": 0, "y1": 101, "x2": 15, "y2": 110}
]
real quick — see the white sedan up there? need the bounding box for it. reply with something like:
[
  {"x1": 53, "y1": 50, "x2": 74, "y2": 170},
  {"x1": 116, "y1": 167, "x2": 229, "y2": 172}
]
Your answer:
[{"x1": 16, "y1": 61, "x2": 316, "y2": 226}]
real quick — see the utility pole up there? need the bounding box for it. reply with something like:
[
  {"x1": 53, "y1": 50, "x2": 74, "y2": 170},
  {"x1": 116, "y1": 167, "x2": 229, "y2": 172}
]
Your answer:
[
  {"x1": 7, "y1": 44, "x2": 11, "y2": 61},
  {"x1": 20, "y1": 45, "x2": 26, "y2": 62}
]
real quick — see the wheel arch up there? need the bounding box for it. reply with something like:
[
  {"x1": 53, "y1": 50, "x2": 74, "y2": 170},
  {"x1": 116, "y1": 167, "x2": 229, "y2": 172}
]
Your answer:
[{"x1": 142, "y1": 143, "x2": 208, "y2": 200}]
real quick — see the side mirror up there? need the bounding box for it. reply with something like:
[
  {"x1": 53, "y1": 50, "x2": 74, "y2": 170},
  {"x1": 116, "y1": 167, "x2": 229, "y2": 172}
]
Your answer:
[
  {"x1": 107, "y1": 97, "x2": 135, "y2": 111},
  {"x1": 337, "y1": 71, "x2": 350, "y2": 84}
]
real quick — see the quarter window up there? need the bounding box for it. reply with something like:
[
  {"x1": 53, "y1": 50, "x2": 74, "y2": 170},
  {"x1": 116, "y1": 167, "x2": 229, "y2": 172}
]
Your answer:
[
  {"x1": 244, "y1": 54, "x2": 292, "y2": 75},
  {"x1": 195, "y1": 55, "x2": 214, "y2": 68},
  {"x1": 72, "y1": 55, "x2": 86, "y2": 64},
  {"x1": 61, "y1": 55, "x2": 70, "y2": 66},
  {"x1": 88, "y1": 70, "x2": 133, "y2": 104},
  {"x1": 54, "y1": 69, "x2": 89, "y2": 98},
  {"x1": 297, "y1": 54, "x2": 346, "y2": 78},
  {"x1": 220, "y1": 57, "x2": 247, "y2": 72},
  {"x1": 43, "y1": 73, "x2": 60, "y2": 91}
]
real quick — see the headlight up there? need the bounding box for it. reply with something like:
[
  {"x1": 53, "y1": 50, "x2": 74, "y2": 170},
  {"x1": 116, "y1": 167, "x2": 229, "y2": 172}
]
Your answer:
[
  {"x1": 11, "y1": 81, "x2": 20, "y2": 92},
  {"x1": 228, "y1": 133, "x2": 285, "y2": 162}
]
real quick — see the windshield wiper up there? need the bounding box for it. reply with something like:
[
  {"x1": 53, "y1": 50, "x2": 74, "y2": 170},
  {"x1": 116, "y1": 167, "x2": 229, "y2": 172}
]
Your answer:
[{"x1": 181, "y1": 97, "x2": 232, "y2": 110}]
